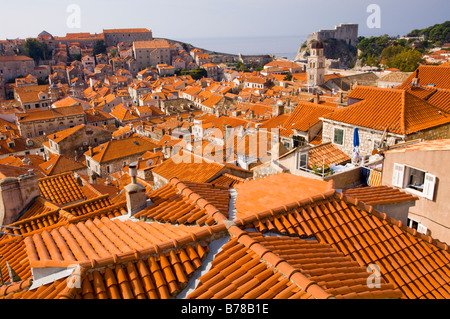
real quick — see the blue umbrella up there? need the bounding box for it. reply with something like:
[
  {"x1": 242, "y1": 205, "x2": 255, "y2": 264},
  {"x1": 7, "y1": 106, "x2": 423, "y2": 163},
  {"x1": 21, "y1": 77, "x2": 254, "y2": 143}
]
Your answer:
[
  {"x1": 352, "y1": 127, "x2": 360, "y2": 164},
  {"x1": 353, "y1": 127, "x2": 360, "y2": 147}
]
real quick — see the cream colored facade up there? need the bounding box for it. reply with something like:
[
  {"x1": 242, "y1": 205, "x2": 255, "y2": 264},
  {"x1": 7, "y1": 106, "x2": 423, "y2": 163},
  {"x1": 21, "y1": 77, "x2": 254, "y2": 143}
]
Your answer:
[{"x1": 381, "y1": 142, "x2": 450, "y2": 243}]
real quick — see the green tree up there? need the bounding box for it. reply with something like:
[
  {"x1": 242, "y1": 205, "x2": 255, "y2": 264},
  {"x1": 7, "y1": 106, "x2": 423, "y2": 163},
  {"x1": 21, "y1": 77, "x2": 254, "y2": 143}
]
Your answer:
[
  {"x1": 23, "y1": 39, "x2": 51, "y2": 63},
  {"x1": 381, "y1": 45, "x2": 405, "y2": 63},
  {"x1": 283, "y1": 73, "x2": 293, "y2": 81},
  {"x1": 385, "y1": 49, "x2": 424, "y2": 72},
  {"x1": 93, "y1": 40, "x2": 106, "y2": 55}
]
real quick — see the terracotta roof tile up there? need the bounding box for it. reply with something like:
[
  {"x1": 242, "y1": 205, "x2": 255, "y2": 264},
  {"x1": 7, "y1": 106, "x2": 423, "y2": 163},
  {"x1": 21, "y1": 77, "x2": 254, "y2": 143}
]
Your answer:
[
  {"x1": 234, "y1": 173, "x2": 334, "y2": 218},
  {"x1": 187, "y1": 232, "x2": 400, "y2": 299},
  {"x1": 400, "y1": 65, "x2": 450, "y2": 90},
  {"x1": 87, "y1": 136, "x2": 158, "y2": 163},
  {"x1": 235, "y1": 190, "x2": 450, "y2": 299},
  {"x1": 39, "y1": 172, "x2": 86, "y2": 205},
  {"x1": 135, "y1": 178, "x2": 230, "y2": 226},
  {"x1": 343, "y1": 186, "x2": 419, "y2": 206},
  {"x1": 282, "y1": 101, "x2": 335, "y2": 133},
  {"x1": 323, "y1": 86, "x2": 450, "y2": 135},
  {"x1": 307, "y1": 142, "x2": 351, "y2": 169}
]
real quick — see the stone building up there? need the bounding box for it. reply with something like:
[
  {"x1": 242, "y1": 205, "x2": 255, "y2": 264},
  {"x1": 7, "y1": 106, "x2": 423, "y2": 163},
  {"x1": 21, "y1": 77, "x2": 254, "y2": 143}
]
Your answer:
[
  {"x1": 14, "y1": 85, "x2": 53, "y2": 111},
  {"x1": 133, "y1": 39, "x2": 171, "y2": 69},
  {"x1": 44, "y1": 124, "x2": 112, "y2": 159},
  {"x1": 16, "y1": 105, "x2": 86, "y2": 138},
  {"x1": 0, "y1": 56, "x2": 35, "y2": 81},
  {"x1": 84, "y1": 136, "x2": 158, "y2": 178},
  {"x1": 320, "y1": 86, "x2": 450, "y2": 158},
  {"x1": 103, "y1": 28, "x2": 153, "y2": 47},
  {"x1": 307, "y1": 23, "x2": 358, "y2": 46}
]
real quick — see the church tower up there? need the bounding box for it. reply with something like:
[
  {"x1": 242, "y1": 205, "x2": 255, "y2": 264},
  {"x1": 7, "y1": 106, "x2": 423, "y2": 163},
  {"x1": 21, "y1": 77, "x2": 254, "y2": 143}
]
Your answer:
[{"x1": 307, "y1": 40, "x2": 326, "y2": 87}]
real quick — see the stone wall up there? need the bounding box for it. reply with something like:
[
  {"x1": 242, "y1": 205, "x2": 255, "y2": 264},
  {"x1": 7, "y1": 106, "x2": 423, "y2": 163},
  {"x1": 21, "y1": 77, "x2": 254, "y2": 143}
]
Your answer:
[
  {"x1": 322, "y1": 121, "x2": 398, "y2": 157},
  {"x1": 0, "y1": 173, "x2": 40, "y2": 225},
  {"x1": 406, "y1": 123, "x2": 450, "y2": 142},
  {"x1": 307, "y1": 23, "x2": 359, "y2": 46}
]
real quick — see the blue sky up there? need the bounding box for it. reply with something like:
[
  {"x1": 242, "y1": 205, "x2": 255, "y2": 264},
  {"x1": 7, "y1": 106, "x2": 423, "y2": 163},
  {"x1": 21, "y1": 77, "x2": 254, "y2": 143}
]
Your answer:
[{"x1": 1, "y1": 0, "x2": 449, "y2": 40}]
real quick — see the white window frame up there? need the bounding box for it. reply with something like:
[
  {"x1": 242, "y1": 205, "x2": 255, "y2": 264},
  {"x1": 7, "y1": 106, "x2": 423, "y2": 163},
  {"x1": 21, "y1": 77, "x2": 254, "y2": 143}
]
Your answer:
[
  {"x1": 423, "y1": 173, "x2": 436, "y2": 201},
  {"x1": 392, "y1": 163, "x2": 436, "y2": 200},
  {"x1": 392, "y1": 163, "x2": 405, "y2": 188},
  {"x1": 297, "y1": 152, "x2": 308, "y2": 170}
]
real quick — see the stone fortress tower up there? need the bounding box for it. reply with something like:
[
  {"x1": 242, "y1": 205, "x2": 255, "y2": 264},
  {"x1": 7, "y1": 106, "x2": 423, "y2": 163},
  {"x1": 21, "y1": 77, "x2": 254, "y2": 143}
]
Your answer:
[
  {"x1": 307, "y1": 23, "x2": 358, "y2": 46},
  {"x1": 307, "y1": 40, "x2": 326, "y2": 87}
]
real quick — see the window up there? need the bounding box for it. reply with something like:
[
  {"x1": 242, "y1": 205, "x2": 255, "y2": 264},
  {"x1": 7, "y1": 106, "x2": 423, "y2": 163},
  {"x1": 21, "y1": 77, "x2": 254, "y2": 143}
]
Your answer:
[
  {"x1": 392, "y1": 163, "x2": 436, "y2": 200},
  {"x1": 297, "y1": 152, "x2": 308, "y2": 170},
  {"x1": 407, "y1": 218, "x2": 427, "y2": 235},
  {"x1": 333, "y1": 128, "x2": 344, "y2": 145}
]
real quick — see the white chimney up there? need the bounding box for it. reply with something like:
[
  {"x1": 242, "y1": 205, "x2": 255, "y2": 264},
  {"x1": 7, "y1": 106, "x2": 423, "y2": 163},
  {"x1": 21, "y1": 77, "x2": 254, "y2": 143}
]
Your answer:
[{"x1": 125, "y1": 162, "x2": 148, "y2": 215}]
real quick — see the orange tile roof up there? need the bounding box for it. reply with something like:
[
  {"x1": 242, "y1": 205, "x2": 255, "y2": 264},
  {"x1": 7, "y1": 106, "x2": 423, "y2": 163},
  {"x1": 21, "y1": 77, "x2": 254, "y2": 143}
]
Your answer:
[
  {"x1": 2, "y1": 239, "x2": 208, "y2": 299},
  {"x1": 400, "y1": 65, "x2": 450, "y2": 90},
  {"x1": 39, "y1": 172, "x2": 86, "y2": 205},
  {"x1": 343, "y1": 186, "x2": 419, "y2": 206},
  {"x1": 282, "y1": 101, "x2": 335, "y2": 133},
  {"x1": 233, "y1": 190, "x2": 450, "y2": 299},
  {"x1": 133, "y1": 39, "x2": 170, "y2": 50},
  {"x1": 23, "y1": 216, "x2": 206, "y2": 269},
  {"x1": 2, "y1": 166, "x2": 450, "y2": 300},
  {"x1": 87, "y1": 136, "x2": 158, "y2": 163},
  {"x1": 234, "y1": 173, "x2": 334, "y2": 218},
  {"x1": 210, "y1": 173, "x2": 247, "y2": 187},
  {"x1": 135, "y1": 178, "x2": 230, "y2": 226},
  {"x1": 47, "y1": 124, "x2": 85, "y2": 144},
  {"x1": 152, "y1": 153, "x2": 227, "y2": 184},
  {"x1": 104, "y1": 28, "x2": 151, "y2": 34},
  {"x1": 58, "y1": 195, "x2": 114, "y2": 219},
  {"x1": 14, "y1": 85, "x2": 50, "y2": 104},
  {"x1": 385, "y1": 138, "x2": 450, "y2": 153},
  {"x1": 17, "y1": 105, "x2": 85, "y2": 123},
  {"x1": 425, "y1": 88, "x2": 450, "y2": 113},
  {"x1": 322, "y1": 86, "x2": 450, "y2": 135},
  {"x1": 110, "y1": 104, "x2": 140, "y2": 122},
  {"x1": 307, "y1": 142, "x2": 351, "y2": 169},
  {"x1": 187, "y1": 232, "x2": 401, "y2": 299}
]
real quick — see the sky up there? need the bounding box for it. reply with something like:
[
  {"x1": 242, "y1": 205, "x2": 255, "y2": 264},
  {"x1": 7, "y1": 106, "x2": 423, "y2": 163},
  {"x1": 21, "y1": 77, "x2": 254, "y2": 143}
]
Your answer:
[{"x1": 1, "y1": 0, "x2": 449, "y2": 40}]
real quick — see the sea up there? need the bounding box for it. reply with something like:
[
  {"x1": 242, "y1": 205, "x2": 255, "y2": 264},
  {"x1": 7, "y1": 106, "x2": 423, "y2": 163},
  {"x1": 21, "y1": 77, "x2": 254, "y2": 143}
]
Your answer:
[{"x1": 177, "y1": 35, "x2": 308, "y2": 61}]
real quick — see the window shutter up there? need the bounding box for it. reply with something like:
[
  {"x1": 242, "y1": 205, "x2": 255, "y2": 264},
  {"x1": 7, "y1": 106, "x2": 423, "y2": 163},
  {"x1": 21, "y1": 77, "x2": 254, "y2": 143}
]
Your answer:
[
  {"x1": 423, "y1": 173, "x2": 436, "y2": 200},
  {"x1": 417, "y1": 224, "x2": 428, "y2": 235},
  {"x1": 392, "y1": 163, "x2": 405, "y2": 188}
]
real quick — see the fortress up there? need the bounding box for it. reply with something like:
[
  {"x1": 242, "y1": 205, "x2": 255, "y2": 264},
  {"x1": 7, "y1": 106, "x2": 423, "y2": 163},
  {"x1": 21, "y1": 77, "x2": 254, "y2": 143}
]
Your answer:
[{"x1": 307, "y1": 23, "x2": 358, "y2": 46}]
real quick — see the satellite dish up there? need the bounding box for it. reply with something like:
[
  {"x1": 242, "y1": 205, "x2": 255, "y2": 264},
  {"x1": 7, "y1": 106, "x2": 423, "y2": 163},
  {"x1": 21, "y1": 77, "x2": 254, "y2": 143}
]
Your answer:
[{"x1": 146, "y1": 159, "x2": 154, "y2": 167}]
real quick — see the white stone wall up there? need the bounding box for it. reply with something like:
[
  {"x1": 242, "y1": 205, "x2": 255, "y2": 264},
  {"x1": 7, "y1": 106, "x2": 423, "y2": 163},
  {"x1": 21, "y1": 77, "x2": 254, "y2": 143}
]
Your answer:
[{"x1": 322, "y1": 120, "x2": 399, "y2": 157}]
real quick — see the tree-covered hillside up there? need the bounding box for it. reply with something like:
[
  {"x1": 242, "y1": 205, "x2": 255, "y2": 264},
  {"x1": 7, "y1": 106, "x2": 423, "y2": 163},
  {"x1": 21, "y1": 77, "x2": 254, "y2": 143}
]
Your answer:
[{"x1": 356, "y1": 21, "x2": 449, "y2": 71}]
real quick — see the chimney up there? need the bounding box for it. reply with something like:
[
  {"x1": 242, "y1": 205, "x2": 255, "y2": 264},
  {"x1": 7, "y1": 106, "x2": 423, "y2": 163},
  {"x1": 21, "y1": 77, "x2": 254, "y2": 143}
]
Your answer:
[
  {"x1": 88, "y1": 170, "x2": 97, "y2": 184},
  {"x1": 223, "y1": 124, "x2": 231, "y2": 143},
  {"x1": 88, "y1": 146, "x2": 93, "y2": 157},
  {"x1": 314, "y1": 93, "x2": 320, "y2": 104},
  {"x1": 125, "y1": 162, "x2": 148, "y2": 215}
]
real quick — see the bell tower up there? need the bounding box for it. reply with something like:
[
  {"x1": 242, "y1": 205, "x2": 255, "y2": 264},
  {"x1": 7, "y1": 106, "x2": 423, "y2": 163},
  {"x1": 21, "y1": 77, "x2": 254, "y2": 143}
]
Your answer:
[{"x1": 307, "y1": 40, "x2": 326, "y2": 87}]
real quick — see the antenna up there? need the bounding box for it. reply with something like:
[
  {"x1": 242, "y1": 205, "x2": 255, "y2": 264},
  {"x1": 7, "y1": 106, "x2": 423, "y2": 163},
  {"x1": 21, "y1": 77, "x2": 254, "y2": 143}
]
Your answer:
[{"x1": 0, "y1": 225, "x2": 22, "y2": 237}]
